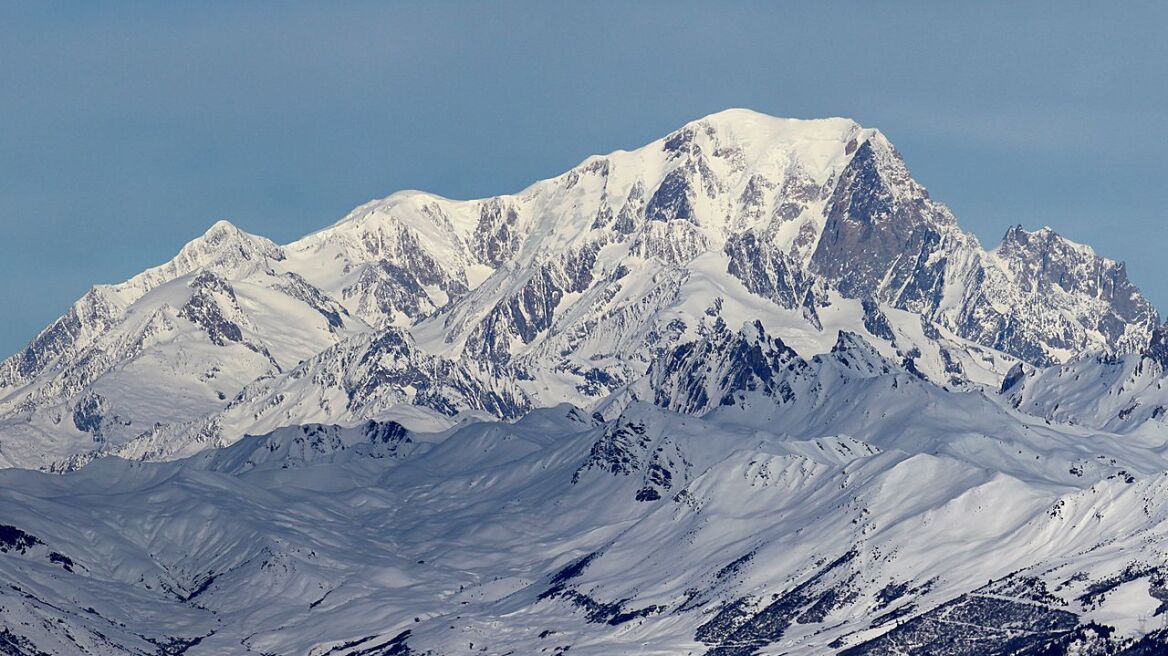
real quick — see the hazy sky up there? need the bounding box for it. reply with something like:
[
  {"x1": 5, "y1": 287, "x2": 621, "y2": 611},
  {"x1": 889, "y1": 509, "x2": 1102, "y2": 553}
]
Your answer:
[{"x1": 2, "y1": 2, "x2": 1166, "y2": 358}]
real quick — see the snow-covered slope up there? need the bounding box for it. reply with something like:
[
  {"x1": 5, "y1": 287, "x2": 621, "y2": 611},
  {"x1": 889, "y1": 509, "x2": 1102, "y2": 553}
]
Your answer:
[
  {"x1": 0, "y1": 222, "x2": 367, "y2": 467},
  {"x1": 998, "y1": 323, "x2": 1168, "y2": 433},
  {"x1": 3, "y1": 348, "x2": 1168, "y2": 655}
]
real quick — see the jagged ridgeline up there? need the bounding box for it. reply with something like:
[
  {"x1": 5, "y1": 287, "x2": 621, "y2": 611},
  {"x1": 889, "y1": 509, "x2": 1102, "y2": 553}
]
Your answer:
[{"x1": 1, "y1": 110, "x2": 1168, "y2": 655}]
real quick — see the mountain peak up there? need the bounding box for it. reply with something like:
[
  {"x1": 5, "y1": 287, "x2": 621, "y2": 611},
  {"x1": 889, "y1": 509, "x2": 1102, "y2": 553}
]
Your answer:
[
  {"x1": 188, "y1": 219, "x2": 276, "y2": 251},
  {"x1": 203, "y1": 218, "x2": 243, "y2": 237},
  {"x1": 162, "y1": 219, "x2": 284, "y2": 272},
  {"x1": 690, "y1": 108, "x2": 861, "y2": 136},
  {"x1": 675, "y1": 109, "x2": 869, "y2": 159},
  {"x1": 999, "y1": 224, "x2": 1094, "y2": 253},
  {"x1": 101, "y1": 219, "x2": 285, "y2": 308}
]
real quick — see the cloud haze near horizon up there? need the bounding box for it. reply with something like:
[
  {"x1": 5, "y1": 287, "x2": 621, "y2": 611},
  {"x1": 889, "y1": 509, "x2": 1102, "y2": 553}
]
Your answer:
[{"x1": 2, "y1": 2, "x2": 1166, "y2": 357}]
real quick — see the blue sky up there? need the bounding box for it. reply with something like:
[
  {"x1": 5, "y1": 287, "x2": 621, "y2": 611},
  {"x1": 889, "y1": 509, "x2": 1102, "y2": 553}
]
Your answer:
[{"x1": 2, "y1": 2, "x2": 1166, "y2": 357}]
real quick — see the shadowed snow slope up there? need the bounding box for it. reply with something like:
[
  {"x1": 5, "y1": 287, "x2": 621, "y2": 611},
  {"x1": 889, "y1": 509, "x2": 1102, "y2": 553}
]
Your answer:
[{"x1": 3, "y1": 368, "x2": 1168, "y2": 654}]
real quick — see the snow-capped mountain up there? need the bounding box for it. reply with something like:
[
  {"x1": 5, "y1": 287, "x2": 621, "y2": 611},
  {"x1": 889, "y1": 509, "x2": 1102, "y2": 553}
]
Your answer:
[
  {"x1": 1, "y1": 109, "x2": 1153, "y2": 470},
  {"x1": 3, "y1": 108, "x2": 1168, "y2": 654}
]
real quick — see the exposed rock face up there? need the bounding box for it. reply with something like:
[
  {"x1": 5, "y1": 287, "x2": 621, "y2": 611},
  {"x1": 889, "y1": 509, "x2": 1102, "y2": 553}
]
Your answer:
[
  {"x1": 344, "y1": 260, "x2": 430, "y2": 326},
  {"x1": 473, "y1": 199, "x2": 521, "y2": 266},
  {"x1": 465, "y1": 265, "x2": 566, "y2": 363},
  {"x1": 649, "y1": 320, "x2": 806, "y2": 415},
  {"x1": 1146, "y1": 323, "x2": 1168, "y2": 368},
  {"x1": 178, "y1": 272, "x2": 246, "y2": 347},
  {"x1": 810, "y1": 137, "x2": 959, "y2": 303},
  {"x1": 724, "y1": 232, "x2": 813, "y2": 310},
  {"x1": 994, "y1": 225, "x2": 1155, "y2": 354}
]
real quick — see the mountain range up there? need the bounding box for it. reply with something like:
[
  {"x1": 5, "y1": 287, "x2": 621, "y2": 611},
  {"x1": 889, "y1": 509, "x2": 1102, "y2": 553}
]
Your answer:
[{"x1": 2, "y1": 109, "x2": 1168, "y2": 655}]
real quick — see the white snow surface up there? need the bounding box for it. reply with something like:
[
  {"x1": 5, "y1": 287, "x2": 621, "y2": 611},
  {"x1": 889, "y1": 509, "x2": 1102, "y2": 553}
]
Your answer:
[{"x1": 2, "y1": 370, "x2": 1168, "y2": 654}]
